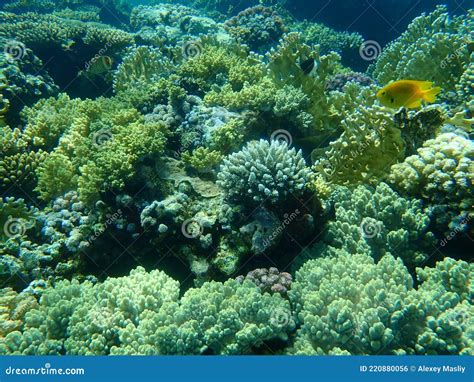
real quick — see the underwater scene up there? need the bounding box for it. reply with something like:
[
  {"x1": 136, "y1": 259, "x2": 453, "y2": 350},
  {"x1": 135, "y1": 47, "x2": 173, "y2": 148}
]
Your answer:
[{"x1": 0, "y1": 0, "x2": 472, "y2": 356}]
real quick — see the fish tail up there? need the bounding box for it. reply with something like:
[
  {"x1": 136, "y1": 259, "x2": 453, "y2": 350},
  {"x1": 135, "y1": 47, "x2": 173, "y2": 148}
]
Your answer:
[{"x1": 423, "y1": 86, "x2": 441, "y2": 103}]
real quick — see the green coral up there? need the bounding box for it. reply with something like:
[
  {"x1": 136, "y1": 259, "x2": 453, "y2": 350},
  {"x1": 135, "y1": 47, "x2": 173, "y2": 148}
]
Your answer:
[
  {"x1": 289, "y1": 248, "x2": 473, "y2": 355},
  {"x1": 289, "y1": 248, "x2": 415, "y2": 355},
  {"x1": 321, "y1": 183, "x2": 437, "y2": 267},
  {"x1": 179, "y1": 43, "x2": 266, "y2": 94},
  {"x1": 116, "y1": 278, "x2": 294, "y2": 355},
  {"x1": 312, "y1": 90, "x2": 404, "y2": 186},
  {"x1": 371, "y1": 6, "x2": 472, "y2": 94},
  {"x1": 388, "y1": 132, "x2": 473, "y2": 226},
  {"x1": 290, "y1": 20, "x2": 364, "y2": 55},
  {"x1": 1, "y1": 267, "x2": 294, "y2": 355},
  {"x1": 182, "y1": 147, "x2": 223, "y2": 173},
  {"x1": 410, "y1": 258, "x2": 473, "y2": 355},
  {"x1": 30, "y1": 95, "x2": 169, "y2": 204}
]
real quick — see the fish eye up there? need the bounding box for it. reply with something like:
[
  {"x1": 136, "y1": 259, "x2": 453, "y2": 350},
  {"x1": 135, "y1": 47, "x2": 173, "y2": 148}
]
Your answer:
[
  {"x1": 382, "y1": 92, "x2": 386, "y2": 95},
  {"x1": 390, "y1": 98, "x2": 394, "y2": 103}
]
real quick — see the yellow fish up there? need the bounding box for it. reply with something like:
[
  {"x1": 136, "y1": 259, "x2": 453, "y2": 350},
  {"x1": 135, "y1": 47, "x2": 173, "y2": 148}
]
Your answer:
[{"x1": 377, "y1": 80, "x2": 441, "y2": 109}]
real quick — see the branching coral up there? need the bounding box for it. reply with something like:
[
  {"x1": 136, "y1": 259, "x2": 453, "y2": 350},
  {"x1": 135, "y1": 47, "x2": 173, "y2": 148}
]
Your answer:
[
  {"x1": 289, "y1": 248, "x2": 473, "y2": 355},
  {"x1": 117, "y1": 278, "x2": 295, "y2": 355},
  {"x1": 371, "y1": 6, "x2": 472, "y2": 95},
  {"x1": 178, "y1": 42, "x2": 265, "y2": 95},
  {"x1": 289, "y1": 249, "x2": 415, "y2": 355},
  {"x1": 217, "y1": 139, "x2": 310, "y2": 205},
  {"x1": 29, "y1": 95, "x2": 169, "y2": 204},
  {"x1": 389, "y1": 132, "x2": 473, "y2": 234},
  {"x1": 290, "y1": 20, "x2": 364, "y2": 55},
  {"x1": 0, "y1": 267, "x2": 294, "y2": 355},
  {"x1": 321, "y1": 182, "x2": 437, "y2": 267},
  {"x1": 224, "y1": 6, "x2": 286, "y2": 52}
]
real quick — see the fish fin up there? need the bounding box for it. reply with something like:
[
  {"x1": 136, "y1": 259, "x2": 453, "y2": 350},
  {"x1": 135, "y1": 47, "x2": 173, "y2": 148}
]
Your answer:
[
  {"x1": 422, "y1": 86, "x2": 441, "y2": 103},
  {"x1": 418, "y1": 81, "x2": 434, "y2": 90},
  {"x1": 405, "y1": 98, "x2": 422, "y2": 109}
]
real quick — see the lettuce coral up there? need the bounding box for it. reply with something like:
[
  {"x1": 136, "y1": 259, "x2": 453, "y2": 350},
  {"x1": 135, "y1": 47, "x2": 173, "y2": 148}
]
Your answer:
[{"x1": 312, "y1": 91, "x2": 404, "y2": 186}]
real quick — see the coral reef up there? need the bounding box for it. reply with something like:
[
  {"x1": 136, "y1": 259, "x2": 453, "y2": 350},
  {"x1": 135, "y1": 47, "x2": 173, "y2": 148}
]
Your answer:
[{"x1": 0, "y1": 0, "x2": 471, "y2": 358}]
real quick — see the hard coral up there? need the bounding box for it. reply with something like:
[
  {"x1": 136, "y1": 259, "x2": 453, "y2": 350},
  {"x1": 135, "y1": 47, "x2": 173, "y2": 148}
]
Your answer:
[
  {"x1": 217, "y1": 139, "x2": 310, "y2": 205},
  {"x1": 224, "y1": 6, "x2": 286, "y2": 52}
]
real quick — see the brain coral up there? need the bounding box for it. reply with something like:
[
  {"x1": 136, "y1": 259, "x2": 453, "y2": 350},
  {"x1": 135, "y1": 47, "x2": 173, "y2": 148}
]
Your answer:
[{"x1": 217, "y1": 139, "x2": 310, "y2": 205}]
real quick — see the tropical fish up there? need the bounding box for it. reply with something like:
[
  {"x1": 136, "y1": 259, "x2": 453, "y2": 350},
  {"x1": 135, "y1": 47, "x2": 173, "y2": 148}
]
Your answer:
[
  {"x1": 376, "y1": 80, "x2": 441, "y2": 109},
  {"x1": 85, "y1": 56, "x2": 113, "y2": 76},
  {"x1": 300, "y1": 58, "x2": 315, "y2": 75}
]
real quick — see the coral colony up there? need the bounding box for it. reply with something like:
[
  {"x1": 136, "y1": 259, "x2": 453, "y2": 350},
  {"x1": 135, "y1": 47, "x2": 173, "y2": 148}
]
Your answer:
[{"x1": 0, "y1": 1, "x2": 472, "y2": 356}]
